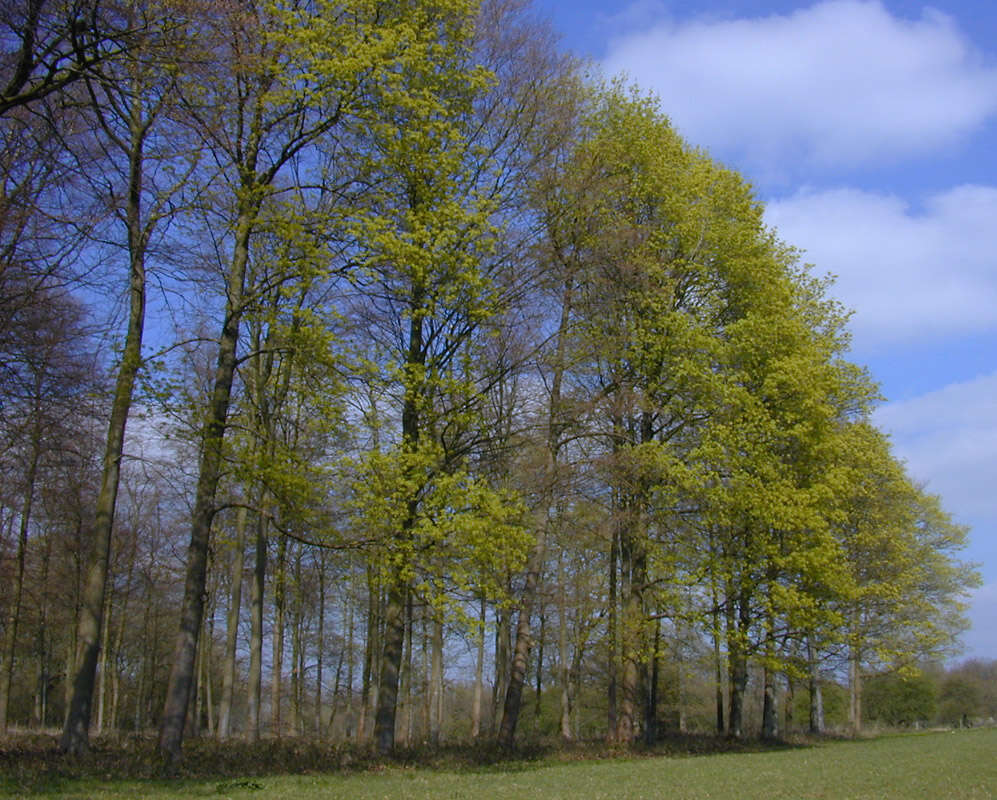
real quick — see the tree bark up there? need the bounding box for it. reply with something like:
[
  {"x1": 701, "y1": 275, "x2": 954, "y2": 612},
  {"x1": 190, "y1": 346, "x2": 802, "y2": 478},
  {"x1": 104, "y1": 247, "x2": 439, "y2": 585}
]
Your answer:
[
  {"x1": 158, "y1": 207, "x2": 252, "y2": 763},
  {"x1": 849, "y1": 645, "x2": 862, "y2": 735},
  {"x1": 374, "y1": 571, "x2": 406, "y2": 754},
  {"x1": 807, "y1": 636, "x2": 824, "y2": 735},
  {"x1": 557, "y1": 552, "x2": 572, "y2": 741},
  {"x1": 62, "y1": 77, "x2": 151, "y2": 756},
  {"x1": 217, "y1": 506, "x2": 247, "y2": 739},
  {"x1": 471, "y1": 594, "x2": 485, "y2": 739},
  {"x1": 761, "y1": 663, "x2": 778, "y2": 740},
  {"x1": 499, "y1": 274, "x2": 571, "y2": 747},
  {"x1": 0, "y1": 440, "x2": 40, "y2": 732},
  {"x1": 430, "y1": 611, "x2": 443, "y2": 745},
  {"x1": 314, "y1": 550, "x2": 325, "y2": 736},
  {"x1": 271, "y1": 534, "x2": 287, "y2": 737}
]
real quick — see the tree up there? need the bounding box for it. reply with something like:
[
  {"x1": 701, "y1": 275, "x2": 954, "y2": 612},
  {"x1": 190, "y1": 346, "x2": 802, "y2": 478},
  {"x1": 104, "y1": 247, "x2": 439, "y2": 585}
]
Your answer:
[
  {"x1": 830, "y1": 422, "x2": 979, "y2": 732},
  {"x1": 0, "y1": 289, "x2": 92, "y2": 731},
  {"x1": 62, "y1": 0, "x2": 197, "y2": 754},
  {"x1": 0, "y1": 0, "x2": 142, "y2": 115}
]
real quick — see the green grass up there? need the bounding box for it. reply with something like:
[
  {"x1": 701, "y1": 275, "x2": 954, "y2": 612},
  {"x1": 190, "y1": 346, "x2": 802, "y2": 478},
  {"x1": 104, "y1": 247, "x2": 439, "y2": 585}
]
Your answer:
[{"x1": 3, "y1": 729, "x2": 996, "y2": 799}]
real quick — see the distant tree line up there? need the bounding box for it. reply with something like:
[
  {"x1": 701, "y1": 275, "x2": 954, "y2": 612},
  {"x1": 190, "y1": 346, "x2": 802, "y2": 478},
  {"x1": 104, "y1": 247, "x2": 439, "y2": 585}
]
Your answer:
[{"x1": 0, "y1": 0, "x2": 979, "y2": 762}]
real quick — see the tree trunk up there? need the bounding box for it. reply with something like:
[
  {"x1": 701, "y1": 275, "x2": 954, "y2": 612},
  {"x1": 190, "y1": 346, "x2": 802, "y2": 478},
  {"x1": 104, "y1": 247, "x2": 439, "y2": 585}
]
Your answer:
[
  {"x1": 727, "y1": 583, "x2": 750, "y2": 740},
  {"x1": 710, "y1": 562, "x2": 725, "y2": 735},
  {"x1": 498, "y1": 546, "x2": 544, "y2": 747},
  {"x1": 272, "y1": 534, "x2": 287, "y2": 738},
  {"x1": 33, "y1": 530, "x2": 52, "y2": 728},
  {"x1": 645, "y1": 616, "x2": 660, "y2": 745},
  {"x1": 314, "y1": 550, "x2": 325, "y2": 736},
  {"x1": 430, "y1": 611, "x2": 443, "y2": 745},
  {"x1": 374, "y1": 569, "x2": 406, "y2": 754},
  {"x1": 761, "y1": 663, "x2": 778, "y2": 740},
  {"x1": 807, "y1": 636, "x2": 824, "y2": 735},
  {"x1": 471, "y1": 594, "x2": 485, "y2": 739},
  {"x1": 618, "y1": 497, "x2": 648, "y2": 745},
  {"x1": 373, "y1": 295, "x2": 424, "y2": 754},
  {"x1": 159, "y1": 210, "x2": 253, "y2": 763},
  {"x1": 95, "y1": 590, "x2": 113, "y2": 734},
  {"x1": 62, "y1": 84, "x2": 150, "y2": 755},
  {"x1": 218, "y1": 506, "x2": 247, "y2": 739},
  {"x1": 358, "y1": 566, "x2": 379, "y2": 743},
  {"x1": 492, "y1": 602, "x2": 510, "y2": 735},
  {"x1": 499, "y1": 274, "x2": 571, "y2": 747},
  {"x1": 606, "y1": 524, "x2": 618, "y2": 742},
  {"x1": 246, "y1": 505, "x2": 267, "y2": 743},
  {"x1": 849, "y1": 646, "x2": 862, "y2": 735},
  {"x1": 557, "y1": 553, "x2": 572, "y2": 741},
  {"x1": 533, "y1": 605, "x2": 545, "y2": 729},
  {"x1": 397, "y1": 590, "x2": 413, "y2": 746},
  {"x1": 0, "y1": 440, "x2": 39, "y2": 732}
]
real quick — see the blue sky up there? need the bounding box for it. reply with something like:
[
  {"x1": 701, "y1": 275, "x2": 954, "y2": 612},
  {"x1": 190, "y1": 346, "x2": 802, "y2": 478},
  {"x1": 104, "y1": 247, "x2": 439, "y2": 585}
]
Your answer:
[{"x1": 531, "y1": 0, "x2": 997, "y2": 661}]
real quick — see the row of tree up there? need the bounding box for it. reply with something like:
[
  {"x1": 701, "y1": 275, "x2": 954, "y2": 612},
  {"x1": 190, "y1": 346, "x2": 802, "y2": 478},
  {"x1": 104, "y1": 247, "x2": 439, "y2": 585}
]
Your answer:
[{"x1": 0, "y1": 0, "x2": 978, "y2": 762}]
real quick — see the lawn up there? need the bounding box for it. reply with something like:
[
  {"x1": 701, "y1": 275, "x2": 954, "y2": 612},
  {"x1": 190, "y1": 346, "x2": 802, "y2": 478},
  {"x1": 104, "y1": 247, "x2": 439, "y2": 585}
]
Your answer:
[{"x1": 4, "y1": 728, "x2": 995, "y2": 799}]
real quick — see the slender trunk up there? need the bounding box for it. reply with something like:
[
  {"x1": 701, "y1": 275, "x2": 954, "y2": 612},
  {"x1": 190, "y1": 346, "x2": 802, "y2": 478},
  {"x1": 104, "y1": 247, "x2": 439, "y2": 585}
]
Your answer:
[
  {"x1": 314, "y1": 551, "x2": 325, "y2": 736},
  {"x1": 397, "y1": 590, "x2": 413, "y2": 746},
  {"x1": 618, "y1": 519, "x2": 638, "y2": 744},
  {"x1": 533, "y1": 606, "x2": 544, "y2": 728},
  {"x1": 606, "y1": 523, "x2": 618, "y2": 742},
  {"x1": 727, "y1": 581, "x2": 749, "y2": 740},
  {"x1": 290, "y1": 547, "x2": 304, "y2": 736},
  {"x1": 62, "y1": 87, "x2": 150, "y2": 755},
  {"x1": 761, "y1": 612, "x2": 778, "y2": 741},
  {"x1": 203, "y1": 632, "x2": 215, "y2": 737},
  {"x1": 807, "y1": 636, "x2": 824, "y2": 735},
  {"x1": 108, "y1": 530, "x2": 137, "y2": 734},
  {"x1": 357, "y1": 567, "x2": 378, "y2": 743},
  {"x1": 471, "y1": 594, "x2": 485, "y2": 739},
  {"x1": 246, "y1": 504, "x2": 267, "y2": 743},
  {"x1": 761, "y1": 663, "x2": 778, "y2": 740},
  {"x1": 374, "y1": 569, "x2": 406, "y2": 754},
  {"x1": 33, "y1": 531, "x2": 52, "y2": 728},
  {"x1": 95, "y1": 590, "x2": 113, "y2": 734},
  {"x1": 429, "y1": 611, "x2": 443, "y2": 745},
  {"x1": 711, "y1": 569, "x2": 725, "y2": 735},
  {"x1": 421, "y1": 609, "x2": 430, "y2": 738},
  {"x1": 272, "y1": 534, "x2": 287, "y2": 738},
  {"x1": 344, "y1": 591, "x2": 355, "y2": 740},
  {"x1": 327, "y1": 647, "x2": 344, "y2": 738},
  {"x1": 373, "y1": 288, "x2": 424, "y2": 754},
  {"x1": 0, "y1": 440, "x2": 40, "y2": 732},
  {"x1": 218, "y1": 506, "x2": 247, "y2": 739},
  {"x1": 499, "y1": 274, "x2": 570, "y2": 747},
  {"x1": 159, "y1": 210, "x2": 253, "y2": 762},
  {"x1": 784, "y1": 671, "x2": 794, "y2": 734},
  {"x1": 646, "y1": 616, "x2": 660, "y2": 745},
  {"x1": 849, "y1": 645, "x2": 862, "y2": 735},
  {"x1": 557, "y1": 553, "x2": 572, "y2": 741},
  {"x1": 499, "y1": 547, "x2": 544, "y2": 746},
  {"x1": 491, "y1": 603, "x2": 510, "y2": 734}
]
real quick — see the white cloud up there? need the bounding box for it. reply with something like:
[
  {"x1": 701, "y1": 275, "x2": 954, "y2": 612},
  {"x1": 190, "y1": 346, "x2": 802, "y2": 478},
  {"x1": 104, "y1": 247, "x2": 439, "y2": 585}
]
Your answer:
[
  {"x1": 764, "y1": 184, "x2": 997, "y2": 348},
  {"x1": 873, "y1": 372, "x2": 997, "y2": 521},
  {"x1": 601, "y1": 0, "x2": 997, "y2": 170}
]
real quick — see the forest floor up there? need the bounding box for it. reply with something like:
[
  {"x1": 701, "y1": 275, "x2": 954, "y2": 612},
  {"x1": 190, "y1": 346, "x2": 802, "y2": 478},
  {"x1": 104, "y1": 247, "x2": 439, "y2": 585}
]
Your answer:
[{"x1": 2, "y1": 727, "x2": 994, "y2": 798}]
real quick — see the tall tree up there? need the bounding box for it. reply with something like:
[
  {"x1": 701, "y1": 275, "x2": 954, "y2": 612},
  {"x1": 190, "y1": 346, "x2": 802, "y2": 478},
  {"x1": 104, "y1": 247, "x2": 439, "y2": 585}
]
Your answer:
[{"x1": 62, "y1": 0, "x2": 196, "y2": 753}]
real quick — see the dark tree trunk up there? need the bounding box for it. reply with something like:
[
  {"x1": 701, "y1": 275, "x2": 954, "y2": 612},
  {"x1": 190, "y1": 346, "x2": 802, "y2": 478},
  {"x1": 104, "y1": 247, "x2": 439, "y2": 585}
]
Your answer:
[
  {"x1": 159, "y1": 212, "x2": 252, "y2": 763},
  {"x1": 62, "y1": 88, "x2": 150, "y2": 753},
  {"x1": 807, "y1": 636, "x2": 824, "y2": 734}
]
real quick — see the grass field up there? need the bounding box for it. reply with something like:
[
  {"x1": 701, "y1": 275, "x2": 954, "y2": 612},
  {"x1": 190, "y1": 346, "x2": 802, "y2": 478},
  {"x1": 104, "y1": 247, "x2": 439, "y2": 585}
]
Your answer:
[{"x1": 3, "y1": 728, "x2": 995, "y2": 799}]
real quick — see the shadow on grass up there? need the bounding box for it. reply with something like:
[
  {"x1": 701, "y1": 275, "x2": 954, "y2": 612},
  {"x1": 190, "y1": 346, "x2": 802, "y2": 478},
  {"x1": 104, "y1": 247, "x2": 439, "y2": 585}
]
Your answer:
[{"x1": 0, "y1": 730, "x2": 820, "y2": 795}]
